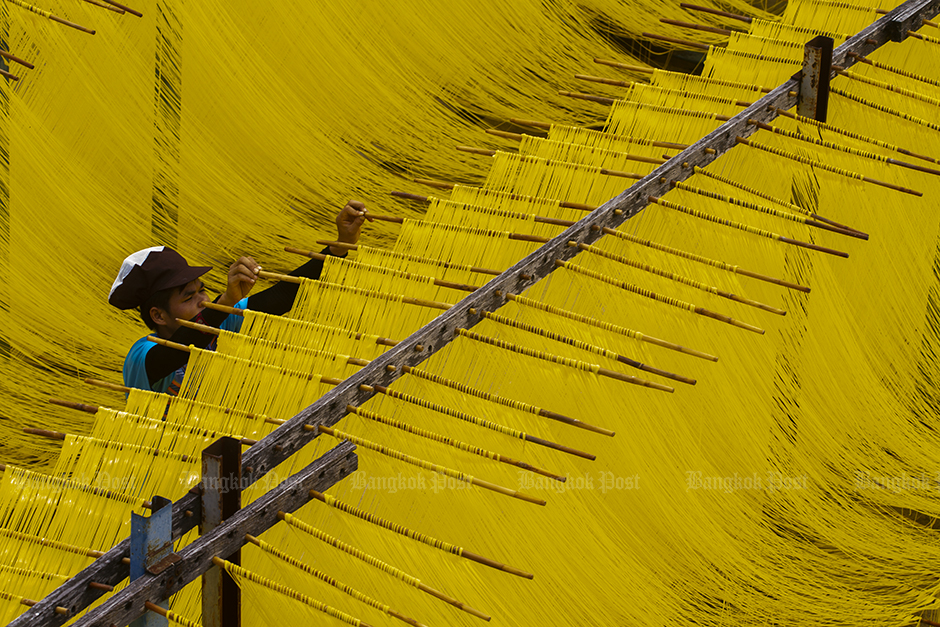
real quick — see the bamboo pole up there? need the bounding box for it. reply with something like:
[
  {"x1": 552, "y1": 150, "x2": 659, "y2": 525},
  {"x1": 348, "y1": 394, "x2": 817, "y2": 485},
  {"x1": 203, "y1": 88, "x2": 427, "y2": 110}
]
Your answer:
[
  {"x1": 244, "y1": 534, "x2": 429, "y2": 627},
  {"x1": 831, "y1": 64, "x2": 940, "y2": 122},
  {"x1": 557, "y1": 259, "x2": 766, "y2": 334},
  {"x1": 690, "y1": 162, "x2": 869, "y2": 239},
  {"x1": 672, "y1": 177, "x2": 867, "y2": 240},
  {"x1": 87, "y1": 582, "x2": 114, "y2": 592},
  {"x1": 272, "y1": 518, "x2": 490, "y2": 621},
  {"x1": 509, "y1": 118, "x2": 552, "y2": 130},
  {"x1": 49, "y1": 398, "x2": 98, "y2": 413},
  {"x1": 79, "y1": 0, "x2": 124, "y2": 14},
  {"x1": 7, "y1": 0, "x2": 96, "y2": 33},
  {"x1": 574, "y1": 73, "x2": 632, "y2": 88},
  {"x1": 679, "y1": 2, "x2": 753, "y2": 23},
  {"x1": 83, "y1": 378, "x2": 130, "y2": 394},
  {"x1": 347, "y1": 404, "x2": 567, "y2": 481},
  {"x1": 747, "y1": 119, "x2": 940, "y2": 180},
  {"x1": 413, "y1": 177, "x2": 456, "y2": 189},
  {"x1": 736, "y1": 136, "x2": 923, "y2": 197},
  {"x1": 390, "y1": 191, "x2": 432, "y2": 203},
  {"x1": 776, "y1": 104, "x2": 940, "y2": 167},
  {"x1": 484, "y1": 128, "x2": 527, "y2": 141},
  {"x1": 660, "y1": 18, "x2": 735, "y2": 35},
  {"x1": 846, "y1": 51, "x2": 940, "y2": 88},
  {"x1": 642, "y1": 32, "x2": 712, "y2": 50},
  {"x1": 0, "y1": 528, "x2": 130, "y2": 565},
  {"x1": 40, "y1": 404, "x2": 260, "y2": 446},
  {"x1": 318, "y1": 425, "x2": 547, "y2": 506},
  {"x1": 600, "y1": 227, "x2": 811, "y2": 293},
  {"x1": 382, "y1": 372, "x2": 611, "y2": 447},
  {"x1": 22, "y1": 427, "x2": 201, "y2": 465},
  {"x1": 0, "y1": 463, "x2": 153, "y2": 508},
  {"x1": 265, "y1": 381, "x2": 604, "y2": 457},
  {"x1": 352, "y1": 212, "x2": 403, "y2": 224},
  {"x1": 593, "y1": 58, "x2": 655, "y2": 73},
  {"x1": 457, "y1": 328, "x2": 676, "y2": 392},
  {"x1": 217, "y1": 557, "x2": 381, "y2": 627},
  {"x1": 23, "y1": 427, "x2": 67, "y2": 440},
  {"x1": 558, "y1": 90, "x2": 616, "y2": 106},
  {"x1": 650, "y1": 195, "x2": 850, "y2": 258},
  {"x1": 0, "y1": 50, "x2": 34, "y2": 69},
  {"x1": 471, "y1": 307, "x2": 700, "y2": 382},
  {"x1": 400, "y1": 184, "x2": 597, "y2": 212},
  {"x1": 503, "y1": 292, "x2": 719, "y2": 361},
  {"x1": 457, "y1": 145, "x2": 497, "y2": 156},
  {"x1": 507, "y1": 118, "x2": 691, "y2": 150},
  {"x1": 463, "y1": 136, "x2": 669, "y2": 167},
  {"x1": 283, "y1": 247, "x2": 480, "y2": 291},
  {"x1": 392, "y1": 190, "x2": 596, "y2": 217},
  {"x1": 257, "y1": 270, "x2": 302, "y2": 284},
  {"x1": 571, "y1": 242, "x2": 786, "y2": 315},
  {"x1": 97, "y1": 0, "x2": 142, "y2": 15},
  {"x1": 8, "y1": 596, "x2": 69, "y2": 616},
  {"x1": 202, "y1": 289, "x2": 453, "y2": 315},
  {"x1": 202, "y1": 300, "x2": 400, "y2": 348},
  {"x1": 307, "y1": 489, "x2": 535, "y2": 579},
  {"x1": 312, "y1": 240, "x2": 503, "y2": 277}
]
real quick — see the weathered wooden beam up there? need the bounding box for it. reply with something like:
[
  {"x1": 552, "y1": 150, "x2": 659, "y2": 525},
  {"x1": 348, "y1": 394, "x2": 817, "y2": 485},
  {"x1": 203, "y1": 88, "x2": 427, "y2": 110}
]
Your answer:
[
  {"x1": 831, "y1": 0, "x2": 940, "y2": 69},
  {"x1": 10, "y1": 443, "x2": 356, "y2": 627},
  {"x1": 12, "y1": 0, "x2": 940, "y2": 624}
]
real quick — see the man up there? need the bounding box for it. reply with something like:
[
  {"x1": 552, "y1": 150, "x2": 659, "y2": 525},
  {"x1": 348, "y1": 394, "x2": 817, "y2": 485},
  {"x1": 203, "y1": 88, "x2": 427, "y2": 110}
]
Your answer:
[{"x1": 108, "y1": 200, "x2": 370, "y2": 394}]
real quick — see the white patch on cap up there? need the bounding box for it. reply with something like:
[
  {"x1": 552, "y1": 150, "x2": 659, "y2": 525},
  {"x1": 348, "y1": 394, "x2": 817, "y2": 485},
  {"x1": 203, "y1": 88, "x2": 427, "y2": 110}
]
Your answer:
[{"x1": 109, "y1": 246, "x2": 165, "y2": 298}]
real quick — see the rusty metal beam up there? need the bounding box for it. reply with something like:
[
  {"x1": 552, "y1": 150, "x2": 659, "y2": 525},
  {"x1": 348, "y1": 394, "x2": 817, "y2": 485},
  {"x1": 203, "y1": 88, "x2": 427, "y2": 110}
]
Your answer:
[{"x1": 201, "y1": 438, "x2": 242, "y2": 627}]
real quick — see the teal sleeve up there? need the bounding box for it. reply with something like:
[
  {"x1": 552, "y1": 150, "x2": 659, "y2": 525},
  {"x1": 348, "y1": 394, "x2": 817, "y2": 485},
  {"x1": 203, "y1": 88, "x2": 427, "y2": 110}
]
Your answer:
[{"x1": 123, "y1": 336, "x2": 175, "y2": 393}]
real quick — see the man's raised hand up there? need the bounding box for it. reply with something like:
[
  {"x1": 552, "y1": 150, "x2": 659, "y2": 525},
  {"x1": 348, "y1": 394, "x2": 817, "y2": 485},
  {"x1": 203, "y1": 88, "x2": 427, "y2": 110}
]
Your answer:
[{"x1": 218, "y1": 256, "x2": 261, "y2": 307}]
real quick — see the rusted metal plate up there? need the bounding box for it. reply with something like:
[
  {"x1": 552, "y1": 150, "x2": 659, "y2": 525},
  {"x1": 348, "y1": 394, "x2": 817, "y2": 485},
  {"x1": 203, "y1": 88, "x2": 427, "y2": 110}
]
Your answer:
[
  {"x1": 798, "y1": 35, "x2": 833, "y2": 121},
  {"x1": 147, "y1": 553, "x2": 181, "y2": 576}
]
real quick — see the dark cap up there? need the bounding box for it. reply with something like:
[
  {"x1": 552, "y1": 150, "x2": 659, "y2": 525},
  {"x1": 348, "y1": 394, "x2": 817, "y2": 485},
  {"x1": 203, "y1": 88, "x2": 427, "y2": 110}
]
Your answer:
[{"x1": 109, "y1": 246, "x2": 212, "y2": 310}]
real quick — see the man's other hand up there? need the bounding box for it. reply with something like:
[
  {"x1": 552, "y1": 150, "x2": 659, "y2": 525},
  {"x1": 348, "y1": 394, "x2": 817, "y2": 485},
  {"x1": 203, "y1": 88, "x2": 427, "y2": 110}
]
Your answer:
[{"x1": 331, "y1": 200, "x2": 372, "y2": 256}]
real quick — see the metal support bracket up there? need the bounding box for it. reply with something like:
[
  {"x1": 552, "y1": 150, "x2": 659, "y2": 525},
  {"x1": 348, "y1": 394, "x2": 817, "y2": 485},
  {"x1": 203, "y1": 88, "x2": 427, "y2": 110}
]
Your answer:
[{"x1": 798, "y1": 35, "x2": 834, "y2": 122}]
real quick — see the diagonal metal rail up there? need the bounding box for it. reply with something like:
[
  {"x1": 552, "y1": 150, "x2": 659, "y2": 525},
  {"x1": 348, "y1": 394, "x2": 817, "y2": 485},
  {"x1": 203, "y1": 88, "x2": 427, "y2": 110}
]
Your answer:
[{"x1": 11, "y1": 0, "x2": 940, "y2": 623}]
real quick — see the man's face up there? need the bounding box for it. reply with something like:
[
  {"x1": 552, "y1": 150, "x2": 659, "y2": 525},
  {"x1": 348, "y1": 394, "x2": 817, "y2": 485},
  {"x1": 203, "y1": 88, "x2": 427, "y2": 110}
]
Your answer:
[{"x1": 152, "y1": 279, "x2": 209, "y2": 337}]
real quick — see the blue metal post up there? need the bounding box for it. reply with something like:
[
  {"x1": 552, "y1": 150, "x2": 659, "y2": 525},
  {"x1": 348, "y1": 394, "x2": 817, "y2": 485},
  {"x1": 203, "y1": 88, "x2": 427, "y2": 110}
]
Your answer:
[{"x1": 130, "y1": 496, "x2": 173, "y2": 627}]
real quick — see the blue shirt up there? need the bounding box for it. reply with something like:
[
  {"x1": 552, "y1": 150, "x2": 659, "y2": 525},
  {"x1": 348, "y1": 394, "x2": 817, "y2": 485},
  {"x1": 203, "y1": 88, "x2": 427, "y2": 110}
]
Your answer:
[{"x1": 122, "y1": 298, "x2": 247, "y2": 394}]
